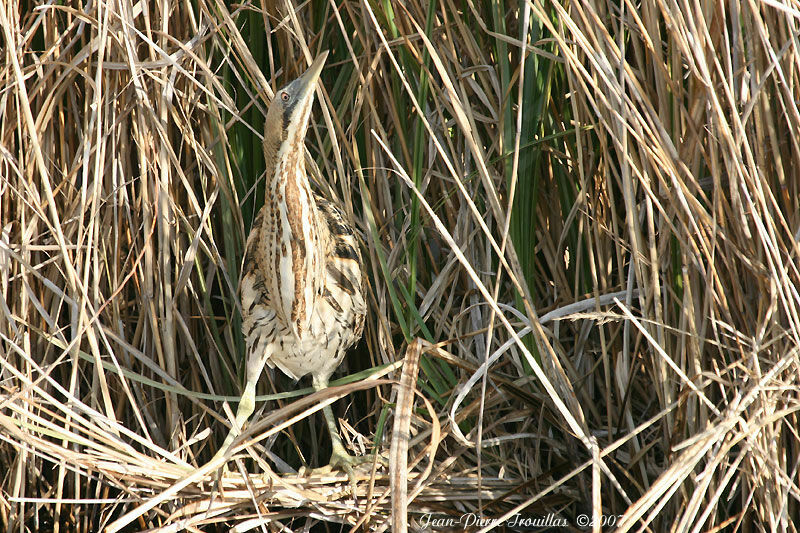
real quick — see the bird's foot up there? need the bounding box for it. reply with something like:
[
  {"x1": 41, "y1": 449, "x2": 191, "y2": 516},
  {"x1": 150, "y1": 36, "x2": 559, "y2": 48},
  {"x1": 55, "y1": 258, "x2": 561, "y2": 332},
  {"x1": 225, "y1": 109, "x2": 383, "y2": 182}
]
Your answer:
[
  {"x1": 304, "y1": 445, "x2": 387, "y2": 499},
  {"x1": 330, "y1": 444, "x2": 387, "y2": 474}
]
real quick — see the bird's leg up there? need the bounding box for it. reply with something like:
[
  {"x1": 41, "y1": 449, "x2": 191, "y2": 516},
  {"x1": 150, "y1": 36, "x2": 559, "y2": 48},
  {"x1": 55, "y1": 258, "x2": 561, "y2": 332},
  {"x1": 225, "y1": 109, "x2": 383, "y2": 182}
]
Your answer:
[
  {"x1": 206, "y1": 381, "x2": 255, "y2": 494},
  {"x1": 322, "y1": 402, "x2": 359, "y2": 470},
  {"x1": 212, "y1": 381, "x2": 256, "y2": 463},
  {"x1": 312, "y1": 375, "x2": 386, "y2": 495},
  {"x1": 211, "y1": 353, "x2": 269, "y2": 467}
]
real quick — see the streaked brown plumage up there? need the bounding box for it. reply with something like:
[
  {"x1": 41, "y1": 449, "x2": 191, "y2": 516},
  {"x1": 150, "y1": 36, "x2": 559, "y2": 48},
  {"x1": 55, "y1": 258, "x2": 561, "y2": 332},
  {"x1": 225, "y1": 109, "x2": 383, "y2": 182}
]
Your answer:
[{"x1": 214, "y1": 51, "x2": 371, "y2": 478}]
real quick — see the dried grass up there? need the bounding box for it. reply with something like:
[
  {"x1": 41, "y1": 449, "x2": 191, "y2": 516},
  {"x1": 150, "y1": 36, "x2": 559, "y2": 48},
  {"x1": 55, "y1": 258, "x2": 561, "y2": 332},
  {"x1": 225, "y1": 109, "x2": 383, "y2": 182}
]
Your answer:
[{"x1": 1, "y1": 0, "x2": 799, "y2": 531}]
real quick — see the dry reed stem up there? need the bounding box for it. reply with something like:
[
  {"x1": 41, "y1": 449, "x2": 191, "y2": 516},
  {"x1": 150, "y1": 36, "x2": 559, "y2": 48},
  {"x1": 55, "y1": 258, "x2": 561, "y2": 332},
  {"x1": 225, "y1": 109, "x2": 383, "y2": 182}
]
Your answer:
[{"x1": 2, "y1": 0, "x2": 800, "y2": 530}]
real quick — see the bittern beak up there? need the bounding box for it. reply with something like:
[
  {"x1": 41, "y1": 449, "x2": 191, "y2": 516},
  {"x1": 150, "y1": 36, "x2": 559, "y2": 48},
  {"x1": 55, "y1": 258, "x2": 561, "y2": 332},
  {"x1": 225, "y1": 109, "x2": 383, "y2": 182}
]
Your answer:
[{"x1": 295, "y1": 50, "x2": 328, "y2": 99}]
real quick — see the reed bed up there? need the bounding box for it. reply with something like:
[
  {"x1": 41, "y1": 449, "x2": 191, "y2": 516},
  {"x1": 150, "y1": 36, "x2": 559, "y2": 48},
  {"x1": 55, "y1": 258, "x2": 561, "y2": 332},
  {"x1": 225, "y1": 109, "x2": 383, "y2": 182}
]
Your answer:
[{"x1": 1, "y1": 0, "x2": 799, "y2": 531}]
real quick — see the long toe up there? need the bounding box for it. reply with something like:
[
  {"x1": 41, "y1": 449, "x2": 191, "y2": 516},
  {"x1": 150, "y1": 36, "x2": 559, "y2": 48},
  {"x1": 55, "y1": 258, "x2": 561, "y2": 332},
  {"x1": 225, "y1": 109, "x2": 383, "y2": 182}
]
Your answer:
[
  {"x1": 329, "y1": 445, "x2": 387, "y2": 471},
  {"x1": 325, "y1": 446, "x2": 387, "y2": 498}
]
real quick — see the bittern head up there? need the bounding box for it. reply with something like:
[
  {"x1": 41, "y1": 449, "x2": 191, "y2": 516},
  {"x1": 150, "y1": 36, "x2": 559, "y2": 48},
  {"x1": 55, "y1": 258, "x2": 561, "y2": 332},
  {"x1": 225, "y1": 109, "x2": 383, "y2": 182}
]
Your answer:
[{"x1": 264, "y1": 51, "x2": 328, "y2": 157}]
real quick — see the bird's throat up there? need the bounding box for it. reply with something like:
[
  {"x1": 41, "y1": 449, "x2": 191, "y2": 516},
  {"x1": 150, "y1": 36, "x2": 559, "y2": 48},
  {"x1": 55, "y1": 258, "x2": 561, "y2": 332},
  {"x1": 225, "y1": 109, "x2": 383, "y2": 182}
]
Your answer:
[{"x1": 260, "y1": 142, "x2": 322, "y2": 337}]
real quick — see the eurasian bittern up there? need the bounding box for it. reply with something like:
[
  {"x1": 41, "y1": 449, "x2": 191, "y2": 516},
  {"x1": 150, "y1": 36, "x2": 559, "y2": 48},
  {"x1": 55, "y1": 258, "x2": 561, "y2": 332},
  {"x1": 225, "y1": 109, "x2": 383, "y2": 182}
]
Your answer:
[{"x1": 214, "y1": 51, "x2": 374, "y2": 479}]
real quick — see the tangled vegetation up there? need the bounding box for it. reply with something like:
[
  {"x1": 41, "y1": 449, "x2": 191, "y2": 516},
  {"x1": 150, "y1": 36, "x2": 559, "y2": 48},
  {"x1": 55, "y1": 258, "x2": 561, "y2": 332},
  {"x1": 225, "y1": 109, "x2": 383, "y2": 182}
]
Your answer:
[{"x1": 1, "y1": 0, "x2": 799, "y2": 530}]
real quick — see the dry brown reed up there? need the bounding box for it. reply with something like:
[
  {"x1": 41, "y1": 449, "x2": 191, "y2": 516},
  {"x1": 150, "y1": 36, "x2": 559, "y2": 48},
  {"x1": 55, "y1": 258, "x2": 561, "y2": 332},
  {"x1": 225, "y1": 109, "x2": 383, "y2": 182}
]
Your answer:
[{"x1": 1, "y1": 0, "x2": 799, "y2": 531}]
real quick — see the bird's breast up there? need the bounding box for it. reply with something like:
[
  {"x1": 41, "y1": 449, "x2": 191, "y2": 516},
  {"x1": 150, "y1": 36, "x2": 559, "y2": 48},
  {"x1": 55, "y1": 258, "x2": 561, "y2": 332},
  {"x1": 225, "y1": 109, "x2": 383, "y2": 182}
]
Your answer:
[
  {"x1": 242, "y1": 191, "x2": 365, "y2": 381},
  {"x1": 240, "y1": 258, "x2": 365, "y2": 380},
  {"x1": 257, "y1": 161, "x2": 324, "y2": 337}
]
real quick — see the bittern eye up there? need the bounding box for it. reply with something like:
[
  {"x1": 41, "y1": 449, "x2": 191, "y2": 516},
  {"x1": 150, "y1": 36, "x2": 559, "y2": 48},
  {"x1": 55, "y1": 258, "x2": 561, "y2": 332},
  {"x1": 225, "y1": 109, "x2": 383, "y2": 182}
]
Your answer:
[{"x1": 280, "y1": 91, "x2": 289, "y2": 102}]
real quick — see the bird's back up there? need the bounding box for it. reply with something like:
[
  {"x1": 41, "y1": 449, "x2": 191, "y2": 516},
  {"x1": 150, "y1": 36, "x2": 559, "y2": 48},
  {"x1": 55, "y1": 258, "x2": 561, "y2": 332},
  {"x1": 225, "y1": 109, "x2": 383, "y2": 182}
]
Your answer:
[{"x1": 240, "y1": 193, "x2": 366, "y2": 381}]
